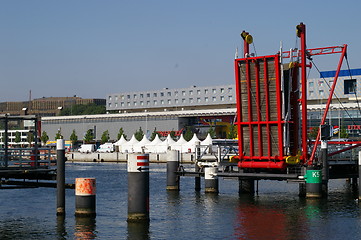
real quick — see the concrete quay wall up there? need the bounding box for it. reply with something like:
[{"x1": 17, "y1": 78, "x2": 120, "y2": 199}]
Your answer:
[{"x1": 66, "y1": 152, "x2": 195, "y2": 164}]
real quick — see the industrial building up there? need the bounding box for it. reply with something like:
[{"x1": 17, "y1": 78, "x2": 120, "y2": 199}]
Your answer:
[
  {"x1": 8, "y1": 68, "x2": 361, "y2": 143},
  {"x1": 0, "y1": 96, "x2": 106, "y2": 117}
]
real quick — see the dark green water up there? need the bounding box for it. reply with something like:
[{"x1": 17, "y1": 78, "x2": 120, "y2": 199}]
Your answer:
[{"x1": 0, "y1": 162, "x2": 360, "y2": 239}]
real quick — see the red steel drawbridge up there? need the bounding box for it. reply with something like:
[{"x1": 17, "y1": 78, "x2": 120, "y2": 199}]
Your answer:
[{"x1": 234, "y1": 23, "x2": 349, "y2": 171}]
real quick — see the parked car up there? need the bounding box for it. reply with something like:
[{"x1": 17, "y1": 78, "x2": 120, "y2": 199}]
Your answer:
[
  {"x1": 78, "y1": 144, "x2": 96, "y2": 153},
  {"x1": 96, "y1": 143, "x2": 114, "y2": 153}
]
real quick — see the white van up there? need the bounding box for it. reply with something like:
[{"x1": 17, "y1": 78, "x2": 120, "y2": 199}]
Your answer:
[
  {"x1": 96, "y1": 143, "x2": 114, "y2": 153},
  {"x1": 79, "y1": 144, "x2": 96, "y2": 153}
]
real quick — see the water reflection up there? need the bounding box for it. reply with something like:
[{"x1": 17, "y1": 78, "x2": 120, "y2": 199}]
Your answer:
[
  {"x1": 56, "y1": 215, "x2": 67, "y2": 239},
  {"x1": 74, "y1": 217, "x2": 97, "y2": 239},
  {"x1": 233, "y1": 196, "x2": 308, "y2": 240},
  {"x1": 127, "y1": 222, "x2": 150, "y2": 240}
]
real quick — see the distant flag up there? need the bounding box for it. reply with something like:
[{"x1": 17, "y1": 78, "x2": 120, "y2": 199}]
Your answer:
[{"x1": 333, "y1": 125, "x2": 339, "y2": 135}]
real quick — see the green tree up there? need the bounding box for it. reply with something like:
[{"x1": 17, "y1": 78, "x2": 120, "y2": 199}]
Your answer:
[
  {"x1": 207, "y1": 126, "x2": 216, "y2": 138},
  {"x1": 14, "y1": 131, "x2": 21, "y2": 144},
  {"x1": 227, "y1": 124, "x2": 237, "y2": 139},
  {"x1": 101, "y1": 130, "x2": 110, "y2": 144},
  {"x1": 117, "y1": 127, "x2": 127, "y2": 140},
  {"x1": 55, "y1": 129, "x2": 63, "y2": 140},
  {"x1": 134, "y1": 127, "x2": 144, "y2": 141},
  {"x1": 184, "y1": 126, "x2": 193, "y2": 141},
  {"x1": 40, "y1": 131, "x2": 49, "y2": 145},
  {"x1": 149, "y1": 128, "x2": 160, "y2": 141},
  {"x1": 70, "y1": 129, "x2": 78, "y2": 146},
  {"x1": 83, "y1": 129, "x2": 94, "y2": 143},
  {"x1": 308, "y1": 127, "x2": 319, "y2": 140},
  {"x1": 27, "y1": 132, "x2": 34, "y2": 146},
  {"x1": 59, "y1": 103, "x2": 106, "y2": 116},
  {"x1": 339, "y1": 126, "x2": 349, "y2": 138},
  {"x1": 169, "y1": 130, "x2": 177, "y2": 141}
]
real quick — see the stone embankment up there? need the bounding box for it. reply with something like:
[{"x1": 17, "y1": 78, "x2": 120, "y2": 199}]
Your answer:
[{"x1": 66, "y1": 152, "x2": 195, "y2": 164}]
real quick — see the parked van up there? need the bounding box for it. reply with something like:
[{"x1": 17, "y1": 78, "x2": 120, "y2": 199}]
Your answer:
[
  {"x1": 79, "y1": 144, "x2": 96, "y2": 153},
  {"x1": 96, "y1": 143, "x2": 114, "y2": 153}
]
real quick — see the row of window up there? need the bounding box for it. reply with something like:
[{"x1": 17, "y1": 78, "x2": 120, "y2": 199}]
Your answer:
[
  {"x1": 109, "y1": 95, "x2": 234, "y2": 108},
  {"x1": 109, "y1": 87, "x2": 234, "y2": 102},
  {"x1": 308, "y1": 79, "x2": 357, "y2": 95}
]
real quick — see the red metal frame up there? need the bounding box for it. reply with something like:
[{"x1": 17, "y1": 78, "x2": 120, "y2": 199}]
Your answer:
[
  {"x1": 308, "y1": 44, "x2": 348, "y2": 164},
  {"x1": 299, "y1": 23, "x2": 308, "y2": 164},
  {"x1": 282, "y1": 46, "x2": 344, "y2": 59},
  {"x1": 235, "y1": 54, "x2": 287, "y2": 169},
  {"x1": 234, "y1": 23, "x2": 348, "y2": 170}
]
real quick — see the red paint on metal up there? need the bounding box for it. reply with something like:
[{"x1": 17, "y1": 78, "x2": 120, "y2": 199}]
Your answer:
[
  {"x1": 309, "y1": 44, "x2": 348, "y2": 164},
  {"x1": 235, "y1": 54, "x2": 286, "y2": 169},
  {"x1": 263, "y1": 59, "x2": 272, "y2": 157},
  {"x1": 298, "y1": 23, "x2": 308, "y2": 165},
  {"x1": 137, "y1": 162, "x2": 149, "y2": 167},
  {"x1": 255, "y1": 61, "x2": 263, "y2": 156},
  {"x1": 245, "y1": 59, "x2": 254, "y2": 157},
  {"x1": 238, "y1": 160, "x2": 287, "y2": 169},
  {"x1": 274, "y1": 55, "x2": 284, "y2": 159},
  {"x1": 137, "y1": 155, "x2": 149, "y2": 160},
  {"x1": 234, "y1": 59, "x2": 244, "y2": 157}
]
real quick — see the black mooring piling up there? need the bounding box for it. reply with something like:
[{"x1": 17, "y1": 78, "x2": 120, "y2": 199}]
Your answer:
[
  {"x1": 321, "y1": 140, "x2": 329, "y2": 197},
  {"x1": 166, "y1": 150, "x2": 180, "y2": 191},
  {"x1": 359, "y1": 151, "x2": 361, "y2": 201},
  {"x1": 127, "y1": 153, "x2": 150, "y2": 222},
  {"x1": 56, "y1": 139, "x2": 66, "y2": 216},
  {"x1": 204, "y1": 166, "x2": 219, "y2": 193},
  {"x1": 195, "y1": 163, "x2": 201, "y2": 191},
  {"x1": 75, "y1": 178, "x2": 96, "y2": 217},
  {"x1": 239, "y1": 179, "x2": 255, "y2": 195},
  {"x1": 305, "y1": 165, "x2": 322, "y2": 198}
]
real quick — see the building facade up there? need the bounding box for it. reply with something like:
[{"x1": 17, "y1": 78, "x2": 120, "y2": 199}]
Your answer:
[
  {"x1": 0, "y1": 97, "x2": 106, "y2": 117},
  {"x1": 106, "y1": 84, "x2": 236, "y2": 113},
  {"x1": 39, "y1": 68, "x2": 361, "y2": 142},
  {"x1": 41, "y1": 109, "x2": 236, "y2": 142}
]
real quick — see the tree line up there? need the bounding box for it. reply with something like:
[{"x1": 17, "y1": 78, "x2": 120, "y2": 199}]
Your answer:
[{"x1": 39, "y1": 124, "x2": 238, "y2": 146}]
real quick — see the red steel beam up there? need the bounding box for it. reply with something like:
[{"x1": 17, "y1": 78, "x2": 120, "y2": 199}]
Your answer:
[
  {"x1": 282, "y1": 46, "x2": 344, "y2": 58},
  {"x1": 298, "y1": 23, "x2": 308, "y2": 164},
  {"x1": 263, "y1": 59, "x2": 272, "y2": 157},
  {"x1": 245, "y1": 60, "x2": 254, "y2": 157},
  {"x1": 255, "y1": 60, "x2": 263, "y2": 156},
  {"x1": 274, "y1": 55, "x2": 284, "y2": 158},
  {"x1": 234, "y1": 60, "x2": 244, "y2": 157},
  {"x1": 308, "y1": 44, "x2": 347, "y2": 164}
]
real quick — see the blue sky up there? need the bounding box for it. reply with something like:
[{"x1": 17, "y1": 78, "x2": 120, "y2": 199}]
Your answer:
[{"x1": 0, "y1": 0, "x2": 360, "y2": 101}]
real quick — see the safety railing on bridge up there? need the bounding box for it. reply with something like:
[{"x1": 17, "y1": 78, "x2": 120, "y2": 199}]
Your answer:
[
  {"x1": 310, "y1": 141, "x2": 361, "y2": 165},
  {"x1": 0, "y1": 147, "x2": 54, "y2": 168}
]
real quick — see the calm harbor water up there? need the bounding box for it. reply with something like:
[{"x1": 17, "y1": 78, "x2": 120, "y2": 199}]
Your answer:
[{"x1": 0, "y1": 162, "x2": 361, "y2": 240}]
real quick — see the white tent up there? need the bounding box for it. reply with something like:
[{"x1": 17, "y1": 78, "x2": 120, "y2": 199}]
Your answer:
[
  {"x1": 122, "y1": 134, "x2": 139, "y2": 153},
  {"x1": 200, "y1": 133, "x2": 213, "y2": 153},
  {"x1": 172, "y1": 134, "x2": 188, "y2": 153},
  {"x1": 201, "y1": 133, "x2": 213, "y2": 145},
  {"x1": 134, "y1": 135, "x2": 151, "y2": 153},
  {"x1": 146, "y1": 134, "x2": 165, "y2": 153},
  {"x1": 113, "y1": 135, "x2": 128, "y2": 152},
  {"x1": 183, "y1": 133, "x2": 201, "y2": 153},
  {"x1": 159, "y1": 134, "x2": 176, "y2": 152}
]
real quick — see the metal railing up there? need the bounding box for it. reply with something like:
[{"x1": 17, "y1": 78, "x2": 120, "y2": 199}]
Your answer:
[{"x1": 0, "y1": 147, "x2": 53, "y2": 168}]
